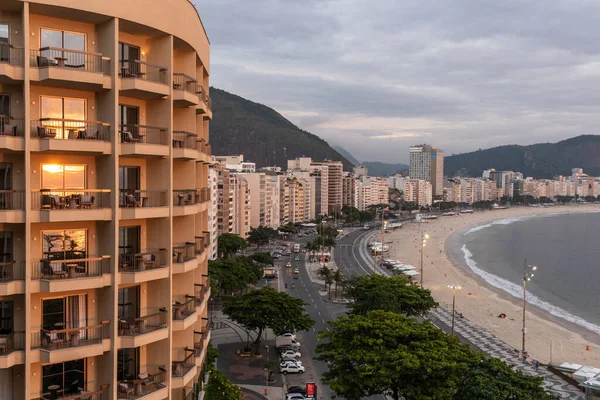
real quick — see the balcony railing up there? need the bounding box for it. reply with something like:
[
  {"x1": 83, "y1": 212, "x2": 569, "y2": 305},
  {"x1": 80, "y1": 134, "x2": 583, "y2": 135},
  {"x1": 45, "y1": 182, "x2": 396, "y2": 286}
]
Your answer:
[
  {"x1": 119, "y1": 124, "x2": 168, "y2": 145},
  {"x1": 0, "y1": 115, "x2": 24, "y2": 137},
  {"x1": 119, "y1": 190, "x2": 168, "y2": 208},
  {"x1": 31, "y1": 119, "x2": 110, "y2": 141},
  {"x1": 197, "y1": 187, "x2": 210, "y2": 203},
  {"x1": 31, "y1": 256, "x2": 111, "y2": 280},
  {"x1": 172, "y1": 351, "x2": 195, "y2": 377},
  {"x1": 173, "y1": 73, "x2": 200, "y2": 95},
  {"x1": 173, "y1": 242, "x2": 196, "y2": 264},
  {"x1": 31, "y1": 320, "x2": 110, "y2": 351},
  {"x1": 173, "y1": 131, "x2": 199, "y2": 150},
  {"x1": 0, "y1": 331, "x2": 25, "y2": 356},
  {"x1": 197, "y1": 86, "x2": 206, "y2": 102},
  {"x1": 118, "y1": 309, "x2": 167, "y2": 337},
  {"x1": 206, "y1": 96, "x2": 212, "y2": 111},
  {"x1": 41, "y1": 384, "x2": 110, "y2": 400},
  {"x1": 119, "y1": 60, "x2": 167, "y2": 84},
  {"x1": 0, "y1": 190, "x2": 25, "y2": 210},
  {"x1": 174, "y1": 190, "x2": 199, "y2": 206},
  {"x1": 194, "y1": 320, "x2": 210, "y2": 357},
  {"x1": 194, "y1": 282, "x2": 209, "y2": 307},
  {"x1": 0, "y1": 260, "x2": 24, "y2": 283},
  {"x1": 117, "y1": 366, "x2": 167, "y2": 399},
  {"x1": 194, "y1": 235, "x2": 208, "y2": 255},
  {"x1": 0, "y1": 43, "x2": 24, "y2": 66},
  {"x1": 32, "y1": 190, "x2": 111, "y2": 211},
  {"x1": 173, "y1": 297, "x2": 196, "y2": 321},
  {"x1": 30, "y1": 47, "x2": 109, "y2": 74},
  {"x1": 118, "y1": 249, "x2": 168, "y2": 272}
]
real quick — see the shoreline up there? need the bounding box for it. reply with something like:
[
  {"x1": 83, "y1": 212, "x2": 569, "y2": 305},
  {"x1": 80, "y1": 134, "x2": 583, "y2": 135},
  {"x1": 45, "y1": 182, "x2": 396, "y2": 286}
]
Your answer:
[{"x1": 386, "y1": 204, "x2": 600, "y2": 366}]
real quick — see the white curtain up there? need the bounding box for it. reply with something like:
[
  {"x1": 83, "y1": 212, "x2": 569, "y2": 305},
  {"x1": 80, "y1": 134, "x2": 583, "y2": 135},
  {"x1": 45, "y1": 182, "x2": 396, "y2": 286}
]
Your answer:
[
  {"x1": 0, "y1": 368, "x2": 13, "y2": 400},
  {"x1": 68, "y1": 295, "x2": 87, "y2": 339}
]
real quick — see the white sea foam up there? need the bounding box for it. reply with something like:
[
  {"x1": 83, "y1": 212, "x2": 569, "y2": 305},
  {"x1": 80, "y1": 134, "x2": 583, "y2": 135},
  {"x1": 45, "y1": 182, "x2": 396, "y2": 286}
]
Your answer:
[
  {"x1": 462, "y1": 212, "x2": 598, "y2": 235},
  {"x1": 461, "y1": 244, "x2": 600, "y2": 335}
]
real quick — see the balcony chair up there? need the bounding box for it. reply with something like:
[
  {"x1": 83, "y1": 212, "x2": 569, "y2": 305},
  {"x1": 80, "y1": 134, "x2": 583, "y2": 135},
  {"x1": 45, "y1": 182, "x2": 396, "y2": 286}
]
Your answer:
[
  {"x1": 123, "y1": 131, "x2": 139, "y2": 143},
  {"x1": 0, "y1": 336, "x2": 7, "y2": 355},
  {"x1": 42, "y1": 260, "x2": 68, "y2": 279},
  {"x1": 1, "y1": 124, "x2": 16, "y2": 136},
  {"x1": 41, "y1": 194, "x2": 52, "y2": 210},
  {"x1": 36, "y1": 56, "x2": 57, "y2": 67},
  {"x1": 80, "y1": 195, "x2": 95, "y2": 209},
  {"x1": 125, "y1": 194, "x2": 141, "y2": 208},
  {"x1": 119, "y1": 319, "x2": 137, "y2": 336},
  {"x1": 51, "y1": 195, "x2": 67, "y2": 209},
  {"x1": 117, "y1": 382, "x2": 135, "y2": 398},
  {"x1": 37, "y1": 126, "x2": 57, "y2": 139},
  {"x1": 80, "y1": 129, "x2": 99, "y2": 140}
]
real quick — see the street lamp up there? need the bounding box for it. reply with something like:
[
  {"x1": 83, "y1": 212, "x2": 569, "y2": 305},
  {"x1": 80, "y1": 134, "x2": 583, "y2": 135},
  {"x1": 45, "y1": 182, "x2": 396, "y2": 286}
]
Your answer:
[
  {"x1": 448, "y1": 285, "x2": 462, "y2": 336},
  {"x1": 420, "y1": 232, "x2": 429, "y2": 288},
  {"x1": 522, "y1": 260, "x2": 538, "y2": 357}
]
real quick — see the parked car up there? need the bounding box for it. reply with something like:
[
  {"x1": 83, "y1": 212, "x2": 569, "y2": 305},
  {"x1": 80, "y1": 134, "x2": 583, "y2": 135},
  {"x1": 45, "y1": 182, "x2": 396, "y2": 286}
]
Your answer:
[
  {"x1": 280, "y1": 360, "x2": 302, "y2": 368},
  {"x1": 287, "y1": 386, "x2": 307, "y2": 395},
  {"x1": 286, "y1": 394, "x2": 305, "y2": 400},
  {"x1": 281, "y1": 357, "x2": 302, "y2": 366},
  {"x1": 278, "y1": 332, "x2": 297, "y2": 340},
  {"x1": 280, "y1": 364, "x2": 305, "y2": 374},
  {"x1": 274, "y1": 254, "x2": 282, "y2": 259}
]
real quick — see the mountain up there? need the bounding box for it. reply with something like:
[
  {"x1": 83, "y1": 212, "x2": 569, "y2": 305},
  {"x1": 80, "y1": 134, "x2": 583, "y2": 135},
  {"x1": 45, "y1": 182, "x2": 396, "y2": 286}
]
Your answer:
[
  {"x1": 209, "y1": 88, "x2": 353, "y2": 170},
  {"x1": 362, "y1": 161, "x2": 409, "y2": 176},
  {"x1": 332, "y1": 145, "x2": 360, "y2": 166},
  {"x1": 445, "y1": 135, "x2": 600, "y2": 178}
]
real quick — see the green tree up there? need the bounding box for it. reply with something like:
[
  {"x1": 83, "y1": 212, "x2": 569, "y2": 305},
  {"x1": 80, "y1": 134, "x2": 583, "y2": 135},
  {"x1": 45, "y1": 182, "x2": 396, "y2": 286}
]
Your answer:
[
  {"x1": 316, "y1": 311, "x2": 475, "y2": 400},
  {"x1": 247, "y1": 226, "x2": 278, "y2": 248},
  {"x1": 333, "y1": 269, "x2": 344, "y2": 299},
  {"x1": 247, "y1": 251, "x2": 274, "y2": 266},
  {"x1": 278, "y1": 223, "x2": 298, "y2": 234},
  {"x1": 222, "y1": 287, "x2": 315, "y2": 353},
  {"x1": 455, "y1": 356, "x2": 558, "y2": 400},
  {"x1": 345, "y1": 274, "x2": 437, "y2": 317},
  {"x1": 217, "y1": 233, "x2": 248, "y2": 258},
  {"x1": 204, "y1": 369, "x2": 241, "y2": 400},
  {"x1": 208, "y1": 257, "x2": 263, "y2": 295}
]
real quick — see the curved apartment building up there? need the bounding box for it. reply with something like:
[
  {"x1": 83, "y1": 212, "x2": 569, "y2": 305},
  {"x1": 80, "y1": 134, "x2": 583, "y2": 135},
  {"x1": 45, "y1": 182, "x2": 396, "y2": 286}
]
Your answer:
[{"x1": 0, "y1": 1, "x2": 211, "y2": 399}]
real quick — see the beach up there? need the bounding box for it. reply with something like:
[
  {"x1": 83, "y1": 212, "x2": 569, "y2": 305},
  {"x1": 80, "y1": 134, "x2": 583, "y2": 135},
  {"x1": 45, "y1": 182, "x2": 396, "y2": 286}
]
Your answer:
[{"x1": 386, "y1": 204, "x2": 600, "y2": 366}]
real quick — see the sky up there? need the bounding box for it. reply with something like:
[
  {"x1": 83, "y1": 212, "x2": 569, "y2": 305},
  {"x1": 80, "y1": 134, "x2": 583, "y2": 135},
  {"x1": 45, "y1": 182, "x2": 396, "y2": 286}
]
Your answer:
[{"x1": 194, "y1": 0, "x2": 600, "y2": 164}]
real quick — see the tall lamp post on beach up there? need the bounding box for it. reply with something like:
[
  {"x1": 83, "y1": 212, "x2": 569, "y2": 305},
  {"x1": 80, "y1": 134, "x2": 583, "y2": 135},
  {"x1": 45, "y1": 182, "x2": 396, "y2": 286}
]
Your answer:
[
  {"x1": 448, "y1": 285, "x2": 462, "y2": 336},
  {"x1": 522, "y1": 260, "x2": 538, "y2": 357},
  {"x1": 420, "y1": 232, "x2": 429, "y2": 288}
]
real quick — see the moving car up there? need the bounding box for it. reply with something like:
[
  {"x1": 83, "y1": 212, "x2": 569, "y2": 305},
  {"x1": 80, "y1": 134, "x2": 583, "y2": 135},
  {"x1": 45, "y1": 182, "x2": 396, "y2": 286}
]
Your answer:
[
  {"x1": 293, "y1": 268, "x2": 300, "y2": 274},
  {"x1": 286, "y1": 262, "x2": 292, "y2": 267},
  {"x1": 280, "y1": 364, "x2": 305, "y2": 374},
  {"x1": 295, "y1": 256, "x2": 300, "y2": 261}
]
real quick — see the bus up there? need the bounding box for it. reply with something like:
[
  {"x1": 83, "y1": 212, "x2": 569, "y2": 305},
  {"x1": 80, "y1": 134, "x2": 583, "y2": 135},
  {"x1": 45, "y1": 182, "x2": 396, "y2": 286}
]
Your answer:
[{"x1": 293, "y1": 244, "x2": 300, "y2": 253}]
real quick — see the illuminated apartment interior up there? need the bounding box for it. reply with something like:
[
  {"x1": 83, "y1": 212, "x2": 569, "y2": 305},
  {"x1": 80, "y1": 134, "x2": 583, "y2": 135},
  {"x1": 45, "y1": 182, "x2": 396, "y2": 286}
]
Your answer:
[{"x1": 0, "y1": 1, "x2": 211, "y2": 399}]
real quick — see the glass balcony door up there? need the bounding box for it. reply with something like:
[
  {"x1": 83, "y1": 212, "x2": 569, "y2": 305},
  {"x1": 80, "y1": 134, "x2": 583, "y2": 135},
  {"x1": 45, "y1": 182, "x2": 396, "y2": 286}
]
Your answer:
[
  {"x1": 0, "y1": 24, "x2": 9, "y2": 63},
  {"x1": 42, "y1": 295, "x2": 87, "y2": 333},
  {"x1": 118, "y1": 286, "x2": 140, "y2": 321},
  {"x1": 42, "y1": 359, "x2": 86, "y2": 398},
  {"x1": 40, "y1": 96, "x2": 86, "y2": 139},
  {"x1": 42, "y1": 230, "x2": 87, "y2": 260},
  {"x1": 0, "y1": 300, "x2": 13, "y2": 335},
  {"x1": 117, "y1": 348, "x2": 139, "y2": 381},
  {"x1": 40, "y1": 28, "x2": 85, "y2": 68},
  {"x1": 0, "y1": 231, "x2": 13, "y2": 265},
  {"x1": 0, "y1": 368, "x2": 13, "y2": 400}
]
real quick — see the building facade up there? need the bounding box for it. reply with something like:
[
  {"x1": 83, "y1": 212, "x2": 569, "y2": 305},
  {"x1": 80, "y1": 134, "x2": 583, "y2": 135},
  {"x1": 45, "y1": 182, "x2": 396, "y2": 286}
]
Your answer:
[
  {"x1": 0, "y1": 1, "x2": 212, "y2": 399},
  {"x1": 311, "y1": 160, "x2": 342, "y2": 214},
  {"x1": 409, "y1": 145, "x2": 444, "y2": 197}
]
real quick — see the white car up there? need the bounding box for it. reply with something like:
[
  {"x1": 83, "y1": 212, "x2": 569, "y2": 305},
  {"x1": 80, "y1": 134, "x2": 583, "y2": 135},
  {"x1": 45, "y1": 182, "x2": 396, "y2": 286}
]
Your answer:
[
  {"x1": 280, "y1": 349, "x2": 301, "y2": 358},
  {"x1": 281, "y1": 358, "x2": 303, "y2": 366},
  {"x1": 278, "y1": 332, "x2": 297, "y2": 340},
  {"x1": 287, "y1": 394, "x2": 305, "y2": 400},
  {"x1": 280, "y1": 364, "x2": 305, "y2": 374}
]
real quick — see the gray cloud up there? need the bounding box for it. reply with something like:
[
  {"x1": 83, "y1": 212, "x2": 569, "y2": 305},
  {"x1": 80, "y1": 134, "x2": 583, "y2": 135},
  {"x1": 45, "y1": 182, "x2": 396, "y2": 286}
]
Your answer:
[{"x1": 195, "y1": 0, "x2": 600, "y2": 164}]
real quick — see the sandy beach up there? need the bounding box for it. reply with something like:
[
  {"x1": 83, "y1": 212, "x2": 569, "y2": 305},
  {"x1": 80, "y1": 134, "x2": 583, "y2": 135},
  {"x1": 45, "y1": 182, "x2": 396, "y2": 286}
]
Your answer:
[{"x1": 386, "y1": 204, "x2": 600, "y2": 366}]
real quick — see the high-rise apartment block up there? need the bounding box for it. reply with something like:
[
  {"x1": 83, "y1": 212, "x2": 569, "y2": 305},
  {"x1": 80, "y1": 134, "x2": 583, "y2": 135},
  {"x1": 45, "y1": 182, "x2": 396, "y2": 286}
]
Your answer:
[
  {"x1": 0, "y1": 1, "x2": 212, "y2": 398},
  {"x1": 343, "y1": 174, "x2": 389, "y2": 211},
  {"x1": 310, "y1": 160, "x2": 343, "y2": 214},
  {"x1": 409, "y1": 145, "x2": 444, "y2": 197}
]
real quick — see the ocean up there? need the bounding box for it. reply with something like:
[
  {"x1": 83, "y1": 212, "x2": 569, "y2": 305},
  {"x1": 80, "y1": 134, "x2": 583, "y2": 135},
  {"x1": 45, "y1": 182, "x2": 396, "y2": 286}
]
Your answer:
[{"x1": 447, "y1": 212, "x2": 600, "y2": 335}]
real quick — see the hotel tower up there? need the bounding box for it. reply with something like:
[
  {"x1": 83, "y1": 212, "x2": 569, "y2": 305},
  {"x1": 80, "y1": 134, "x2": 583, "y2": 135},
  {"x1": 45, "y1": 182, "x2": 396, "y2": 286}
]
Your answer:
[{"x1": 0, "y1": 0, "x2": 212, "y2": 399}]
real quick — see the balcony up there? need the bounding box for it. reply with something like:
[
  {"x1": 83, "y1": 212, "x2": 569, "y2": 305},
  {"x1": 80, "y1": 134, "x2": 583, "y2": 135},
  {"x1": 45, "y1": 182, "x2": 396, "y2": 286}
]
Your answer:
[
  {"x1": 0, "y1": 260, "x2": 25, "y2": 295},
  {"x1": 118, "y1": 309, "x2": 168, "y2": 348},
  {"x1": 31, "y1": 320, "x2": 111, "y2": 364},
  {"x1": 0, "y1": 190, "x2": 25, "y2": 223},
  {"x1": 173, "y1": 73, "x2": 201, "y2": 107},
  {"x1": 171, "y1": 352, "x2": 197, "y2": 389},
  {"x1": 117, "y1": 366, "x2": 167, "y2": 400},
  {"x1": 198, "y1": 187, "x2": 210, "y2": 203},
  {"x1": 119, "y1": 190, "x2": 169, "y2": 219},
  {"x1": 41, "y1": 384, "x2": 110, "y2": 400},
  {"x1": 194, "y1": 281, "x2": 210, "y2": 314},
  {"x1": 195, "y1": 86, "x2": 209, "y2": 115},
  {"x1": 0, "y1": 331, "x2": 25, "y2": 368},
  {"x1": 172, "y1": 242, "x2": 197, "y2": 274},
  {"x1": 31, "y1": 190, "x2": 112, "y2": 222},
  {"x1": 173, "y1": 189, "x2": 201, "y2": 216},
  {"x1": 0, "y1": 43, "x2": 24, "y2": 83},
  {"x1": 119, "y1": 125, "x2": 169, "y2": 157},
  {"x1": 30, "y1": 256, "x2": 111, "y2": 293},
  {"x1": 30, "y1": 119, "x2": 112, "y2": 154},
  {"x1": 0, "y1": 115, "x2": 25, "y2": 151},
  {"x1": 118, "y1": 249, "x2": 168, "y2": 284},
  {"x1": 173, "y1": 131, "x2": 201, "y2": 160},
  {"x1": 193, "y1": 320, "x2": 210, "y2": 367},
  {"x1": 194, "y1": 234, "x2": 209, "y2": 257},
  {"x1": 30, "y1": 47, "x2": 111, "y2": 91},
  {"x1": 119, "y1": 60, "x2": 169, "y2": 99},
  {"x1": 172, "y1": 297, "x2": 197, "y2": 332}
]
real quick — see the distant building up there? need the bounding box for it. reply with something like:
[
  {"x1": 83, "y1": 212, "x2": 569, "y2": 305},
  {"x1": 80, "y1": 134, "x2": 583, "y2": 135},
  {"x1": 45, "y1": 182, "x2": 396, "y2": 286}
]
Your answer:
[
  {"x1": 212, "y1": 154, "x2": 256, "y2": 172},
  {"x1": 409, "y1": 144, "x2": 444, "y2": 197}
]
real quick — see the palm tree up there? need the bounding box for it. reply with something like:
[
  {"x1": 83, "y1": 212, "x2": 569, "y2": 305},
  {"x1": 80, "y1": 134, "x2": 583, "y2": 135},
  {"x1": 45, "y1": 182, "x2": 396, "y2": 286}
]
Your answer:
[
  {"x1": 317, "y1": 265, "x2": 332, "y2": 291},
  {"x1": 333, "y1": 270, "x2": 343, "y2": 299}
]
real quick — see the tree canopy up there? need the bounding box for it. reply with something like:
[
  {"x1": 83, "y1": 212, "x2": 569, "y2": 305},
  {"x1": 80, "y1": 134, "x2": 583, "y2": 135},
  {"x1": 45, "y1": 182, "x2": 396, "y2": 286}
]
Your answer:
[
  {"x1": 223, "y1": 287, "x2": 315, "y2": 352},
  {"x1": 247, "y1": 251, "x2": 274, "y2": 266},
  {"x1": 247, "y1": 226, "x2": 278, "y2": 248},
  {"x1": 208, "y1": 257, "x2": 263, "y2": 295},
  {"x1": 345, "y1": 274, "x2": 437, "y2": 317},
  {"x1": 217, "y1": 233, "x2": 248, "y2": 258},
  {"x1": 204, "y1": 369, "x2": 242, "y2": 400},
  {"x1": 316, "y1": 310, "x2": 475, "y2": 400}
]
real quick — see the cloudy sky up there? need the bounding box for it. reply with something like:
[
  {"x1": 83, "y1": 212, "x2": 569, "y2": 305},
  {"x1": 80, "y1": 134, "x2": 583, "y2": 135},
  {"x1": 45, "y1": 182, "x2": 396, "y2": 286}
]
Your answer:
[{"x1": 194, "y1": 0, "x2": 600, "y2": 164}]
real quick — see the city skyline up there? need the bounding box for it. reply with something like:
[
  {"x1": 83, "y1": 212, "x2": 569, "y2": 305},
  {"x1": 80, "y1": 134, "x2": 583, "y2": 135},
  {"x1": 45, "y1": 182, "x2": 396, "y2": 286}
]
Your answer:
[{"x1": 197, "y1": 0, "x2": 600, "y2": 164}]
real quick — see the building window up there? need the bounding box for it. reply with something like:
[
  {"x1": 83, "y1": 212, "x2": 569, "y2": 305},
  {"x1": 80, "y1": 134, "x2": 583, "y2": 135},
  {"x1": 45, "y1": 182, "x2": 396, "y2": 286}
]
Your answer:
[
  {"x1": 40, "y1": 28, "x2": 85, "y2": 51},
  {"x1": 117, "y1": 348, "x2": 139, "y2": 381},
  {"x1": 0, "y1": 300, "x2": 13, "y2": 334},
  {"x1": 40, "y1": 96, "x2": 86, "y2": 139},
  {"x1": 41, "y1": 164, "x2": 86, "y2": 190},
  {"x1": 42, "y1": 295, "x2": 87, "y2": 331},
  {"x1": 42, "y1": 359, "x2": 86, "y2": 397},
  {"x1": 42, "y1": 229, "x2": 87, "y2": 260}
]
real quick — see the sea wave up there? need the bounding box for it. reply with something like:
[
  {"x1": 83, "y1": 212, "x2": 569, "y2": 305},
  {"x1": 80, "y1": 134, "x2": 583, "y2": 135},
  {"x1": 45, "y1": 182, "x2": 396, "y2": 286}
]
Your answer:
[
  {"x1": 461, "y1": 244, "x2": 600, "y2": 335},
  {"x1": 462, "y1": 212, "x2": 578, "y2": 235}
]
